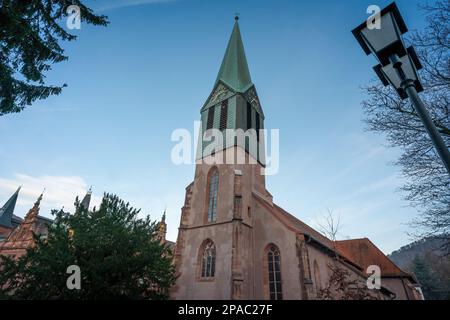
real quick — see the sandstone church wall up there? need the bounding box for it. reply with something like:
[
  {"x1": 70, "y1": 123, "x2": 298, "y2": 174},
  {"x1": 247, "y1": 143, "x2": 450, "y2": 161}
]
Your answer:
[
  {"x1": 174, "y1": 223, "x2": 233, "y2": 299},
  {"x1": 307, "y1": 245, "x2": 333, "y2": 294},
  {"x1": 252, "y1": 200, "x2": 302, "y2": 300},
  {"x1": 382, "y1": 277, "x2": 411, "y2": 300}
]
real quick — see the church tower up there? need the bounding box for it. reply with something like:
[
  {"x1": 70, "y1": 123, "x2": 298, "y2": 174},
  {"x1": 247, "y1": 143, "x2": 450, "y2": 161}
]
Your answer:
[
  {"x1": 172, "y1": 17, "x2": 273, "y2": 300},
  {"x1": 172, "y1": 17, "x2": 421, "y2": 302},
  {"x1": 198, "y1": 16, "x2": 265, "y2": 166}
]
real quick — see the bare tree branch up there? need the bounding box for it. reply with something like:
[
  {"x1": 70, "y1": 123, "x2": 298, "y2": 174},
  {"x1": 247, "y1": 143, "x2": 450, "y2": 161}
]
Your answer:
[{"x1": 361, "y1": 0, "x2": 450, "y2": 250}]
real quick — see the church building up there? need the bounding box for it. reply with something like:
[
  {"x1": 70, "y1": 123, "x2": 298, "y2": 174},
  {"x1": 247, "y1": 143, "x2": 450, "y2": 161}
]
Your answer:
[
  {"x1": 170, "y1": 17, "x2": 422, "y2": 300},
  {"x1": 0, "y1": 18, "x2": 422, "y2": 300}
]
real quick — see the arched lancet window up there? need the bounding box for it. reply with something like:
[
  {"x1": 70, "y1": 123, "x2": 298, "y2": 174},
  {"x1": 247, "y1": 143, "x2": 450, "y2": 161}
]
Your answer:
[
  {"x1": 267, "y1": 244, "x2": 283, "y2": 300},
  {"x1": 207, "y1": 168, "x2": 219, "y2": 222},
  {"x1": 200, "y1": 239, "x2": 216, "y2": 278},
  {"x1": 314, "y1": 260, "x2": 322, "y2": 292}
]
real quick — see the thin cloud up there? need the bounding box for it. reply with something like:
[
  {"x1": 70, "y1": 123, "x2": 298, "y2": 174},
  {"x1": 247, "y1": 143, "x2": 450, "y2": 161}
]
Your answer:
[
  {"x1": 337, "y1": 174, "x2": 403, "y2": 203},
  {"x1": 95, "y1": 0, "x2": 176, "y2": 12},
  {"x1": 326, "y1": 145, "x2": 386, "y2": 185},
  {"x1": 33, "y1": 107, "x2": 80, "y2": 112}
]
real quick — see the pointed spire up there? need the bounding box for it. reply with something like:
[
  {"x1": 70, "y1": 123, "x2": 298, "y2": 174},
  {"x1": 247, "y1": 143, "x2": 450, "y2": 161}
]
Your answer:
[
  {"x1": 35, "y1": 189, "x2": 44, "y2": 206},
  {"x1": 80, "y1": 186, "x2": 92, "y2": 210},
  {"x1": 0, "y1": 187, "x2": 21, "y2": 228},
  {"x1": 215, "y1": 17, "x2": 253, "y2": 93},
  {"x1": 24, "y1": 191, "x2": 43, "y2": 221},
  {"x1": 162, "y1": 207, "x2": 166, "y2": 222},
  {"x1": 157, "y1": 207, "x2": 167, "y2": 243}
]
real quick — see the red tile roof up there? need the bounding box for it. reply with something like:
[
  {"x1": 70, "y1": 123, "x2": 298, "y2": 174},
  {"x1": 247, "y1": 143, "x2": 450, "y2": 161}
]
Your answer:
[{"x1": 335, "y1": 238, "x2": 414, "y2": 279}]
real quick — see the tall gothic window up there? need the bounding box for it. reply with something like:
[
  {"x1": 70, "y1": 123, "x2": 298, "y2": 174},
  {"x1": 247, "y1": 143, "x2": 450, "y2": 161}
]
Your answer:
[
  {"x1": 267, "y1": 244, "x2": 283, "y2": 300},
  {"x1": 219, "y1": 100, "x2": 228, "y2": 131},
  {"x1": 200, "y1": 239, "x2": 216, "y2": 278},
  {"x1": 207, "y1": 168, "x2": 219, "y2": 222}
]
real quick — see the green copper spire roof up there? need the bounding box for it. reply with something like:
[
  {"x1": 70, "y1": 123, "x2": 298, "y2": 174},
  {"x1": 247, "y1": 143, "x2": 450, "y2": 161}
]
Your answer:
[
  {"x1": 215, "y1": 17, "x2": 253, "y2": 93},
  {"x1": 0, "y1": 186, "x2": 21, "y2": 228}
]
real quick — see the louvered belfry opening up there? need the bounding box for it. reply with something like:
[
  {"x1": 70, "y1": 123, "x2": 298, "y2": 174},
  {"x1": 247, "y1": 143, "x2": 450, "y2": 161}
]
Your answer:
[
  {"x1": 206, "y1": 106, "x2": 215, "y2": 131},
  {"x1": 255, "y1": 113, "x2": 260, "y2": 141},
  {"x1": 219, "y1": 100, "x2": 228, "y2": 131},
  {"x1": 246, "y1": 101, "x2": 252, "y2": 130}
]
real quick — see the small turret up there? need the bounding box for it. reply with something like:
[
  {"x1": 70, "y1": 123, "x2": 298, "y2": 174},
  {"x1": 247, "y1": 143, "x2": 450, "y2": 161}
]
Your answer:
[
  {"x1": 156, "y1": 209, "x2": 167, "y2": 243},
  {"x1": 80, "y1": 187, "x2": 92, "y2": 210}
]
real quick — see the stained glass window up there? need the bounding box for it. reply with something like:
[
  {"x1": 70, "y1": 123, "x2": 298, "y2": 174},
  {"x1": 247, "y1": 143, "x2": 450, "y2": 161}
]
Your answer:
[{"x1": 201, "y1": 240, "x2": 216, "y2": 278}]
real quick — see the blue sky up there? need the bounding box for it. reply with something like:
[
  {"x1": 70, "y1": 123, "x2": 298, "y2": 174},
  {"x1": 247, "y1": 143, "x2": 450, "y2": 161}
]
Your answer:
[{"x1": 0, "y1": 0, "x2": 431, "y2": 253}]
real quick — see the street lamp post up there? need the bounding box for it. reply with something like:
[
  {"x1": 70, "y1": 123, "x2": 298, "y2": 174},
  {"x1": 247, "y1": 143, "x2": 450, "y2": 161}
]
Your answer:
[{"x1": 352, "y1": 2, "x2": 450, "y2": 175}]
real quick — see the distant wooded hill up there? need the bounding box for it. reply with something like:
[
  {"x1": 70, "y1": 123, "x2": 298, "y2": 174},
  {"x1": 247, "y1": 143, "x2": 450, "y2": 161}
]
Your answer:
[
  {"x1": 389, "y1": 237, "x2": 448, "y2": 268},
  {"x1": 388, "y1": 237, "x2": 450, "y2": 300}
]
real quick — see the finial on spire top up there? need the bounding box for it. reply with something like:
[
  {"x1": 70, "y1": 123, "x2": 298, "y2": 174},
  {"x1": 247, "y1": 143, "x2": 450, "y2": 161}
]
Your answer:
[
  {"x1": 162, "y1": 206, "x2": 166, "y2": 222},
  {"x1": 234, "y1": 13, "x2": 239, "y2": 21},
  {"x1": 13, "y1": 185, "x2": 22, "y2": 195},
  {"x1": 35, "y1": 188, "x2": 45, "y2": 205}
]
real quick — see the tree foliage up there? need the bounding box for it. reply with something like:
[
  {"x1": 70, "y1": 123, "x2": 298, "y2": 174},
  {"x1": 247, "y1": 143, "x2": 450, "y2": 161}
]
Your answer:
[
  {"x1": 0, "y1": 193, "x2": 175, "y2": 300},
  {"x1": 409, "y1": 252, "x2": 450, "y2": 300},
  {"x1": 361, "y1": 0, "x2": 450, "y2": 248},
  {"x1": 0, "y1": 0, "x2": 108, "y2": 115}
]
